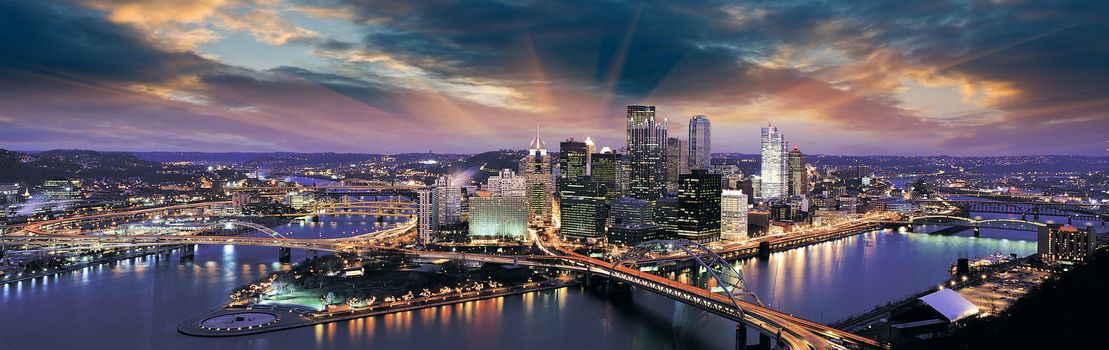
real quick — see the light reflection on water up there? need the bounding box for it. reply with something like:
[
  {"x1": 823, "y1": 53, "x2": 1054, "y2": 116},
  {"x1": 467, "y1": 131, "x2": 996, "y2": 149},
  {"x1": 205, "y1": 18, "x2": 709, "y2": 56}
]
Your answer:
[{"x1": 2, "y1": 211, "x2": 1044, "y2": 350}]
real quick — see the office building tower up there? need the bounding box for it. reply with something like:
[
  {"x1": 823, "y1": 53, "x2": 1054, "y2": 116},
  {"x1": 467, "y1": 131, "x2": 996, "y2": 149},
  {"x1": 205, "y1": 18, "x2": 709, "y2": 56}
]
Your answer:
[
  {"x1": 418, "y1": 175, "x2": 463, "y2": 243},
  {"x1": 609, "y1": 197, "x2": 652, "y2": 226},
  {"x1": 673, "y1": 169, "x2": 722, "y2": 243},
  {"x1": 42, "y1": 179, "x2": 82, "y2": 200},
  {"x1": 417, "y1": 189, "x2": 432, "y2": 244},
  {"x1": 787, "y1": 146, "x2": 809, "y2": 197},
  {"x1": 433, "y1": 175, "x2": 463, "y2": 227},
  {"x1": 653, "y1": 197, "x2": 681, "y2": 237},
  {"x1": 519, "y1": 127, "x2": 553, "y2": 225},
  {"x1": 468, "y1": 192, "x2": 529, "y2": 241},
  {"x1": 666, "y1": 137, "x2": 689, "y2": 192},
  {"x1": 721, "y1": 190, "x2": 748, "y2": 241},
  {"x1": 558, "y1": 176, "x2": 608, "y2": 241},
  {"x1": 607, "y1": 224, "x2": 665, "y2": 246},
  {"x1": 760, "y1": 124, "x2": 788, "y2": 200},
  {"x1": 558, "y1": 138, "x2": 589, "y2": 194},
  {"x1": 626, "y1": 105, "x2": 667, "y2": 201},
  {"x1": 486, "y1": 169, "x2": 527, "y2": 197},
  {"x1": 590, "y1": 151, "x2": 625, "y2": 200},
  {"x1": 1038, "y1": 224, "x2": 1096, "y2": 263},
  {"x1": 688, "y1": 115, "x2": 711, "y2": 170}
]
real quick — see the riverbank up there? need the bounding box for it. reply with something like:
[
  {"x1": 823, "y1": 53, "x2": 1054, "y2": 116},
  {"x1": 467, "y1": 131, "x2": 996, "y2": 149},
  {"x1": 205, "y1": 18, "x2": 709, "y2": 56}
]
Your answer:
[
  {"x1": 832, "y1": 254, "x2": 1047, "y2": 341},
  {"x1": 897, "y1": 249, "x2": 1109, "y2": 349},
  {"x1": 178, "y1": 280, "x2": 576, "y2": 337},
  {"x1": 0, "y1": 245, "x2": 185, "y2": 285}
]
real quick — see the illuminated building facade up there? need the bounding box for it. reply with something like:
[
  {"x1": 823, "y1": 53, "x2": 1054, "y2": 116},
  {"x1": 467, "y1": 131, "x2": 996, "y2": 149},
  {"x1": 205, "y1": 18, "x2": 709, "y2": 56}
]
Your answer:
[
  {"x1": 688, "y1": 115, "x2": 711, "y2": 171},
  {"x1": 760, "y1": 125, "x2": 788, "y2": 200},
  {"x1": 519, "y1": 127, "x2": 553, "y2": 225},
  {"x1": 468, "y1": 193, "x2": 529, "y2": 241},
  {"x1": 1038, "y1": 224, "x2": 1096, "y2": 263},
  {"x1": 720, "y1": 190, "x2": 748, "y2": 241},
  {"x1": 626, "y1": 105, "x2": 667, "y2": 202}
]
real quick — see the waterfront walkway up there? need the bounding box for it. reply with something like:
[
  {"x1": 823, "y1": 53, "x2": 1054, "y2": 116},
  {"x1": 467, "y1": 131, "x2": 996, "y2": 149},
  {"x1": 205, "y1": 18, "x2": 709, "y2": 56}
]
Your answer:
[{"x1": 178, "y1": 281, "x2": 574, "y2": 337}]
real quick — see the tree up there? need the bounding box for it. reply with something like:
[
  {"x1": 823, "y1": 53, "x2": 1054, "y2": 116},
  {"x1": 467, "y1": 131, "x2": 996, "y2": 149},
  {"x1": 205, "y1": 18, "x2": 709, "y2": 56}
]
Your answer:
[{"x1": 321, "y1": 291, "x2": 338, "y2": 305}]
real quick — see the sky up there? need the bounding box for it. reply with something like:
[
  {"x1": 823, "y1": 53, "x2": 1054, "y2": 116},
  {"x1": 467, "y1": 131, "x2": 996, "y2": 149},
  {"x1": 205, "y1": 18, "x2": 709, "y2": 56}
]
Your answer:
[{"x1": 0, "y1": 0, "x2": 1106, "y2": 155}]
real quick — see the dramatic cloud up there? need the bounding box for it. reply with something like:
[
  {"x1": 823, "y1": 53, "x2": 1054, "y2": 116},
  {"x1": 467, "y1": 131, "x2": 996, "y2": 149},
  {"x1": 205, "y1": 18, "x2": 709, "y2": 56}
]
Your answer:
[{"x1": 0, "y1": 0, "x2": 1105, "y2": 154}]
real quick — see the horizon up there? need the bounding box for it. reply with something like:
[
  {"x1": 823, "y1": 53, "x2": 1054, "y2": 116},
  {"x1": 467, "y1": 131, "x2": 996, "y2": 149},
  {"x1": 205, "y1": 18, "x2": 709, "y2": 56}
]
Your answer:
[{"x1": 6, "y1": 147, "x2": 1108, "y2": 159}]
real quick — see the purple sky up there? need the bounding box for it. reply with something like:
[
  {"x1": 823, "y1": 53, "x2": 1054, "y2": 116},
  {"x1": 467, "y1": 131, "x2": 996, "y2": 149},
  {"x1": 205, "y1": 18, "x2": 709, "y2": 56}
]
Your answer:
[{"x1": 0, "y1": 0, "x2": 1106, "y2": 155}]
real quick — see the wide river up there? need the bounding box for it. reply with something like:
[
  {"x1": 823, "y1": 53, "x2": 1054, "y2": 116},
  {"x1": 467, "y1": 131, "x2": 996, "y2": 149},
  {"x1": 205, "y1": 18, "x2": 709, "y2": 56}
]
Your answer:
[{"x1": 1, "y1": 210, "x2": 1057, "y2": 350}]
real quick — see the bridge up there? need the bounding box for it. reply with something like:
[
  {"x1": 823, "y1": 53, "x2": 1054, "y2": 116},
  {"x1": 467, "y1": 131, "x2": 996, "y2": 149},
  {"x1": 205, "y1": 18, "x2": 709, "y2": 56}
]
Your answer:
[
  {"x1": 896, "y1": 214, "x2": 1098, "y2": 237},
  {"x1": 284, "y1": 199, "x2": 418, "y2": 218},
  {"x1": 916, "y1": 199, "x2": 1107, "y2": 222},
  {"x1": 15, "y1": 201, "x2": 230, "y2": 236},
  {"x1": 228, "y1": 184, "x2": 423, "y2": 196}
]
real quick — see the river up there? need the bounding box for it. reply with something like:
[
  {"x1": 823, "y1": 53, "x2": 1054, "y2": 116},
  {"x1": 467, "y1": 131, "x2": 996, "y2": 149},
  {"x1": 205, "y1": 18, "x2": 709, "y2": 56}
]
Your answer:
[{"x1": 1, "y1": 213, "x2": 1039, "y2": 350}]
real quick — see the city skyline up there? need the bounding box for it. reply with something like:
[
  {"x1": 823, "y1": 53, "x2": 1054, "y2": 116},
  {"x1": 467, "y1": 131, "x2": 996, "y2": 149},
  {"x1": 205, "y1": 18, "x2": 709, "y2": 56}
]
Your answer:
[
  {"x1": 1, "y1": 1, "x2": 1107, "y2": 155},
  {"x1": 2, "y1": 2, "x2": 1108, "y2": 350}
]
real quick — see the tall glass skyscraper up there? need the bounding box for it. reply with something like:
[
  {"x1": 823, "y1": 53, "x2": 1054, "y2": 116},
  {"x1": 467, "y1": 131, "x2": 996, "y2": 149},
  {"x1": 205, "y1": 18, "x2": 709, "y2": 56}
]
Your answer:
[
  {"x1": 688, "y1": 115, "x2": 711, "y2": 170},
  {"x1": 760, "y1": 124, "x2": 788, "y2": 200},
  {"x1": 519, "y1": 126, "x2": 553, "y2": 225},
  {"x1": 626, "y1": 105, "x2": 667, "y2": 201}
]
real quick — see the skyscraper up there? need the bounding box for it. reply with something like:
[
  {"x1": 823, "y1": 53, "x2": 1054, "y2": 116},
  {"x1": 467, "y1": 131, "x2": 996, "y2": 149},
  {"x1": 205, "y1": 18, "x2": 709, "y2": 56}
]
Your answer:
[
  {"x1": 671, "y1": 169, "x2": 722, "y2": 243},
  {"x1": 417, "y1": 188, "x2": 432, "y2": 244},
  {"x1": 760, "y1": 124, "x2": 788, "y2": 200},
  {"x1": 558, "y1": 176, "x2": 608, "y2": 241},
  {"x1": 558, "y1": 138, "x2": 589, "y2": 194},
  {"x1": 519, "y1": 126, "x2": 553, "y2": 225},
  {"x1": 626, "y1": 105, "x2": 667, "y2": 202},
  {"x1": 688, "y1": 115, "x2": 711, "y2": 170},
  {"x1": 720, "y1": 190, "x2": 748, "y2": 241},
  {"x1": 418, "y1": 175, "x2": 463, "y2": 243},
  {"x1": 787, "y1": 146, "x2": 809, "y2": 197},
  {"x1": 666, "y1": 137, "x2": 689, "y2": 192},
  {"x1": 590, "y1": 151, "x2": 625, "y2": 200}
]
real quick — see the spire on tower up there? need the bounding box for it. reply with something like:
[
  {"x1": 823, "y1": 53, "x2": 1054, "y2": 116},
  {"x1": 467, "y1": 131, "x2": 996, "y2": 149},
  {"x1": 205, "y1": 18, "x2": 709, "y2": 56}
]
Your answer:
[{"x1": 529, "y1": 122, "x2": 546, "y2": 151}]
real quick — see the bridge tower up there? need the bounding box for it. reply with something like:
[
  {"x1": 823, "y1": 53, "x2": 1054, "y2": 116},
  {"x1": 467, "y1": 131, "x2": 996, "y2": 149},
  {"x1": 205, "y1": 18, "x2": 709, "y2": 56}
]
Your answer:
[
  {"x1": 973, "y1": 224, "x2": 981, "y2": 237},
  {"x1": 179, "y1": 244, "x2": 195, "y2": 260},
  {"x1": 757, "y1": 241, "x2": 771, "y2": 259}
]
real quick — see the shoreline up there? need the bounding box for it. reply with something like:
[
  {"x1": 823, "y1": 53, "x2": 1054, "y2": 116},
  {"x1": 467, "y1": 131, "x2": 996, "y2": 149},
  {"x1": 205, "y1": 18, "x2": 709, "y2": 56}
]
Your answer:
[
  {"x1": 177, "y1": 281, "x2": 577, "y2": 337},
  {"x1": 1, "y1": 245, "x2": 184, "y2": 285}
]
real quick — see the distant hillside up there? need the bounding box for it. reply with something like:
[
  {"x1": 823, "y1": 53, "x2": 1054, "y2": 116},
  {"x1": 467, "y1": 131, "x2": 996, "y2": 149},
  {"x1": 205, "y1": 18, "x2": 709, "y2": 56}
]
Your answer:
[
  {"x1": 0, "y1": 149, "x2": 179, "y2": 186},
  {"x1": 449, "y1": 150, "x2": 527, "y2": 183},
  {"x1": 132, "y1": 152, "x2": 290, "y2": 163},
  {"x1": 240, "y1": 153, "x2": 386, "y2": 168}
]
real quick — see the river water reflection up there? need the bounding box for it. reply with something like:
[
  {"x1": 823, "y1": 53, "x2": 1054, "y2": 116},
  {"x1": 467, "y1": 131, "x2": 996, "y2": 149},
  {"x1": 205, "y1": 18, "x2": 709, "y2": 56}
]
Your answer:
[{"x1": 1, "y1": 214, "x2": 1039, "y2": 350}]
